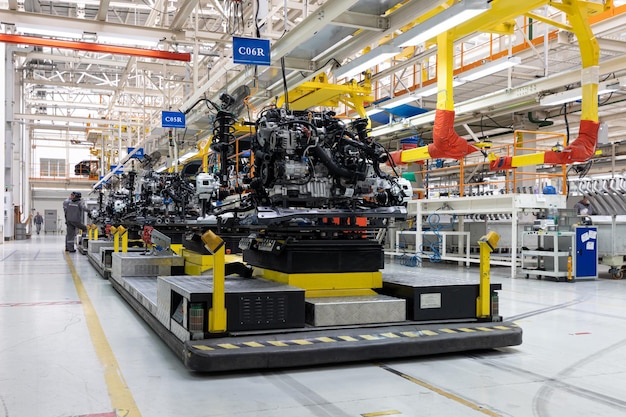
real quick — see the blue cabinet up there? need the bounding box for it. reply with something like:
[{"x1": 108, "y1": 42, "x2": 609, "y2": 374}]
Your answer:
[{"x1": 574, "y1": 226, "x2": 598, "y2": 279}]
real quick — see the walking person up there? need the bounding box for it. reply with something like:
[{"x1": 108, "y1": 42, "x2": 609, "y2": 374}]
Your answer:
[
  {"x1": 33, "y1": 211, "x2": 43, "y2": 235},
  {"x1": 65, "y1": 192, "x2": 87, "y2": 252}
]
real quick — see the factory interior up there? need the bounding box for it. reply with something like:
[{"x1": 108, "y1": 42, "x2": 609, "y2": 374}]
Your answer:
[{"x1": 2, "y1": 1, "x2": 626, "y2": 416}]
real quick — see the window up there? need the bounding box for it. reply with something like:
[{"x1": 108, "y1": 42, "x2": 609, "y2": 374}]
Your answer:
[{"x1": 40, "y1": 158, "x2": 66, "y2": 177}]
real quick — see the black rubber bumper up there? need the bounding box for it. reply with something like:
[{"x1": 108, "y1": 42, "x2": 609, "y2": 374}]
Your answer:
[{"x1": 184, "y1": 322, "x2": 522, "y2": 372}]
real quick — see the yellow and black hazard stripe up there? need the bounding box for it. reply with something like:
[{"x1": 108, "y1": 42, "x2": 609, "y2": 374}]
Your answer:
[{"x1": 190, "y1": 324, "x2": 519, "y2": 351}]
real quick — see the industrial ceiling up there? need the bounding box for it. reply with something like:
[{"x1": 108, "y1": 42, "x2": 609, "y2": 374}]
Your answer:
[{"x1": 2, "y1": 0, "x2": 626, "y2": 164}]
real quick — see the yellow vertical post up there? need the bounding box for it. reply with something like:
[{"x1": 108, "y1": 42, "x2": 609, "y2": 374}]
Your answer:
[
  {"x1": 93, "y1": 225, "x2": 98, "y2": 241},
  {"x1": 209, "y1": 245, "x2": 226, "y2": 333},
  {"x1": 436, "y1": 31, "x2": 455, "y2": 112},
  {"x1": 111, "y1": 226, "x2": 119, "y2": 252},
  {"x1": 118, "y1": 226, "x2": 128, "y2": 253},
  {"x1": 87, "y1": 224, "x2": 93, "y2": 240},
  {"x1": 477, "y1": 231, "x2": 500, "y2": 319},
  {"x1": 202, "y1": 230, "x2": 227, "y2": 333},
  {"x1": 560, "y1": 0, "x2": 600, "y2": 122}
]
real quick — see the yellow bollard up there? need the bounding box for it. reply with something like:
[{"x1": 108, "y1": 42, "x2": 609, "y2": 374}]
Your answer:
[
  {"x1": 110, "y1": 226, "x2": 119, "y2": 252},
  {"x1": 93, "y1": 225, "x2": 98, "y2": 241},
  {"x1": 202, "y1": 230, "x2": 227, "y2": 333},
  {"x1": 567, "y1": 256, "x2": 573, "y2": 281},
  {"x1": 87, "y1": 224, "x2": 93, "y2": 241},
  {"x1": 476, "y1": 231, "x2": 500, "y2": 319},
  {"x1": 118, "y1": 225, "x2": 128, "y2": 253}
]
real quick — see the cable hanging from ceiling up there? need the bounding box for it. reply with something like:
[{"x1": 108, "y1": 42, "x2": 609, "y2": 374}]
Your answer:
[{"x1": 226, "y1": 0, "x2": 246, "y2": 35}]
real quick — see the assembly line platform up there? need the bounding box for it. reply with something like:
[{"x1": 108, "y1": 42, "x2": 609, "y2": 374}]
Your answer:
[
  {"x1": 183, "y1": 320, "x2": 520, "y2": 372},
  {"x1": 103, "y1": 252, "x2": 521, "y2": 372}
]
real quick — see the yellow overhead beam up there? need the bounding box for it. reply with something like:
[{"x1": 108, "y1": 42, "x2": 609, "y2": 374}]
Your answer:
[
  {"x1": 524, "y1": 11, "x2": 572, "y2": 31},
  {"x1": 277, "y1": 72, "x2": 373, "y2": 118},
  {"x1": 453, "y1": 1, "x2": 549, "y2": 39}
]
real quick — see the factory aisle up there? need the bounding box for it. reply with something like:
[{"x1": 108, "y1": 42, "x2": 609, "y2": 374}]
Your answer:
[{"x1": 2, "y1": 235, "x2": 626, "y2": 417}]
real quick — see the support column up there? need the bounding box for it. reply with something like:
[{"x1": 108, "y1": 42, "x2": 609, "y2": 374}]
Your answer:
[{"x1": 0, "y1": 42, "x2": 5, "y2": 242}]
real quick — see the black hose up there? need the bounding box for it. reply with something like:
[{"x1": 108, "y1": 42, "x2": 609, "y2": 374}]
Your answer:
[{"x1": 312, "y1": 145, "x2": 365, "y2": 180}]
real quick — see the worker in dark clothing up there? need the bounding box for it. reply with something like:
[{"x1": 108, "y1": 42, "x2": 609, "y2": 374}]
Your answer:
[
  {"x1": 33, "y1": 212, "x2": 43, "y2": 234},
  {"x1": 65, "y1": 191, "x2": 87, "y2": 252},
  {"x1": 573, "y1": 196, "x2": 595, "y2": 215}
]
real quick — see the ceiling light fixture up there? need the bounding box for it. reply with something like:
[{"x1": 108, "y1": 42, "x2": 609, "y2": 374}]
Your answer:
[
  {"x1": 380, "y1": 93, "x2": 419, "y2": 109},
  {"x1": 178, "y1": 151, "x2": 198, "y2": 163},
  {"x1": 98, "y1": 33, "x2": 160, "y2": 48},
  {"x1": 312, "y1": 35, "x2": 353, "y2": 61},
  {"x1": 393, "y1": 0, "x2": 491, "y2": 47},
  {"x1": 334, "y1": 44, "x2": 402, "y2": 79},
  {"x1": 365, "y1": 107, "x2": 385, "y2": 116},
  {"x1": 457, "y1": 56, "x2": 522, "y2": 82},
  {"x1": 539, "y1": 80, "x2": 621, "y2": 106},
  {"x1": 15, "y1": 24, "x2": 82, "y2": 40},
  {"x1": 413, "y1": 79, "x2": 467, "y2": 98}
]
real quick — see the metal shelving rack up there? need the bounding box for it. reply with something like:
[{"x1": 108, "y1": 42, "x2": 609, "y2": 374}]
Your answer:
[
  {"x1": 386, "y1": 194, "x2": 567, "y2": 278},
  {"x1": 520, "y1": 231, "x2": 574, "y2": 281}
]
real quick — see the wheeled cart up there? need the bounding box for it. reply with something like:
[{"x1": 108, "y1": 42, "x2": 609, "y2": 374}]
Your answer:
[{"x1": 520, "y1": 226, "x2": 598, "y2": 281}]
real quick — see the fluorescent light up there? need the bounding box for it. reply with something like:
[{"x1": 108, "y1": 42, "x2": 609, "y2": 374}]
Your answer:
[
  {"x1": 457, "y1": 56, "x2": 522, "y2": 82},
  {"x1": 414, "y1": 79, "x2": 466, "y2": 98},
  {"x1": 312, "y1": 35, "x2": 353, "y2": 61},
  {"x1": 393, "y1": 0, "x2": 490, "y2": 47},
  {"x1": 178, "y1": 151, "x2": 197, "y2": 163},
  {"x1": 335, "y1": 44, "x2": 402, "y2": 79},
  {"x1": 15, "y1": 24, "x2": 82, "y2": 40},
  {"x1": 540, "y1": 80, "x2": 620, "y2": 106},
  {"x1": 380, "y1": 93, "x2": 419, "y2": 109},
  {"x1": 366, "y1": 107, "x2": 385, "y2": 116},
  {"x1": 98, "y1": 33, "x2": 160, "y2": 48}
]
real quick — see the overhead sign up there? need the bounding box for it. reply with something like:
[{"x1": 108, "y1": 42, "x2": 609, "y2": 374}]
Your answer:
[
  {"x1": 109, "y1": 165, "x2": 124, "y2": 174},
  {"x1": 127, "y1": 147, "x2": 144, "y2": 159},
  {"x1": 233, "y1": 36, "x2": 271, "y2": 66},
  {"x1": 161, "y1": 111, "x2": 186, "y2": 128}
]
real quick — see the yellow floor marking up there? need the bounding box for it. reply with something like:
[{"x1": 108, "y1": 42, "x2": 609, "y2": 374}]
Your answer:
[
  {"x1": 66, "y1": 253, "x2": 142, "y2": 417},
  {"x1": 217, "y1": 343, "x2": 240, "y2": 349},
  {"x1": 439, "y1": 328, "x2": 457, "y2": 334},
  {"x1": 381, "y1": 332, "x2": 400, "y2": 338},
  {"x1": 458, "y1": 328, "x2": 476, "y2": 333},
  {"x1": 192, "y1": 345, "x2": 214, "y2": 351},
  {"x1": 421, "y1": 330, "x2": 438, "y2": 336},
  {"x1": 267, "y1": 341, "x2": 289, "y2": 347},
  {"x1": 361, "y1": 410, "x2": 402, "y2": 416},
  {"x1": 360, "y1": 334, "x2": 379, "y2": 340},
  {"x1": 316, "y1": 337, "x2": 336, "y2": 343},
  {"x1": 494, "y1": 326, "x2": 511, "y2": 330},
  {"x1": 380, "y1": 365, "x2": 501, "y2": 417},
  {"x1": 476, "y1": 327, "x2": 494, "y2": 332},
  {"x1": 243, "y1": 341, "x2": 264, "y2": 348},
  {"x1": 292, "y1": 339, "x2": 314, "y2": 345},
  {"x1": 400, "y1": 331, "x2": 419, "y2": 337},
  {"x1": 338, "y1": 335, "x2": 358, "y2": 342}
]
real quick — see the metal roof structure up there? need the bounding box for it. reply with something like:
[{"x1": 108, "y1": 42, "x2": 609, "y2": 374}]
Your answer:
[{"x1": 2, "y1": 0, "x2": 626, "y2": 164}]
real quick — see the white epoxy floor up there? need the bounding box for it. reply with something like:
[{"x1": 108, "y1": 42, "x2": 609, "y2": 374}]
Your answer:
[{"x1": 2, "y1": 234, "x2": 626, "y2": 417}]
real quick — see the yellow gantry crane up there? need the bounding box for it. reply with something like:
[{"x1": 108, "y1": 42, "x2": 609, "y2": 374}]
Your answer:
[
  {"x1": 276, "y1": 72, "x2": 374, "y2": 119},
  {"x1": 400, "y1": 0, "x2": 609, "y2": 170}
]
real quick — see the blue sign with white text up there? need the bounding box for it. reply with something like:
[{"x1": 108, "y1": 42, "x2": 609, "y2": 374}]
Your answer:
[
  {"x1": 128, "y1": 147, "x2": 144, "y2": 159},
  {"x1": 161, "y1": 111, "x2": 186, "y2": 128},
  {"x1": 233, "y1": 36, "x2": 271, "y2": 66},
  {"x1": 110, "y1": 165, "x2": 124, "y2": 174}
]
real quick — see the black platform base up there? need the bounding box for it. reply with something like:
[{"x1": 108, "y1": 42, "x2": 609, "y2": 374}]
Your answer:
[
  {"x1": 109, "y1": 272, "x2": 521, "y2": 373},
  {"x1": 184, "y1": 321, "x2": 522, "y2": 372}
]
